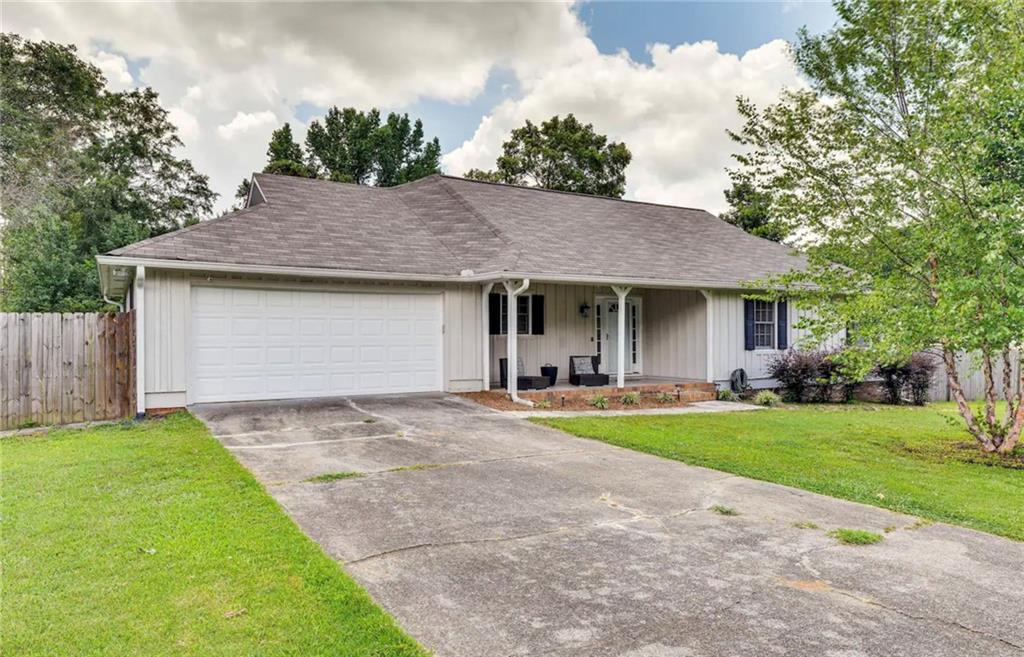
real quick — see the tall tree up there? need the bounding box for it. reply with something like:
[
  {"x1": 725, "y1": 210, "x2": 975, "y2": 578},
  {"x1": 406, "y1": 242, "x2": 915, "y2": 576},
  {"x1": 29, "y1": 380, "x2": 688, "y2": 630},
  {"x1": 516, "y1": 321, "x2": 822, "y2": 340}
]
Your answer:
[
  {"x1": 721, "y1": 178, "x2": 787, "y2": 242},
  {"x1": 728, "y1": 0, "x2": 1024, "y2": 453},
  {"x1": 464, "y1": 114, "x2": 631, "y2": 198},
  {"x1": 266, "y1": 122, "x2": 303, "y2": 164},
  {"x1": 0, "y1": 34, "x2": 215, "y2": 311},
  {"x1": 302, "y1": 107, "x2": 440, "y2": 186}
]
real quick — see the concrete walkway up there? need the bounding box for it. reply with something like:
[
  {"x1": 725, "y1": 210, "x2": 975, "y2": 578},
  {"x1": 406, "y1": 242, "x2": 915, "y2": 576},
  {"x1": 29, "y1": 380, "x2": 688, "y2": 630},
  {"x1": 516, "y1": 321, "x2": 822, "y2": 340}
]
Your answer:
[{"x1": 194, "y1": 394, "x2": 1024, "y2": 657}]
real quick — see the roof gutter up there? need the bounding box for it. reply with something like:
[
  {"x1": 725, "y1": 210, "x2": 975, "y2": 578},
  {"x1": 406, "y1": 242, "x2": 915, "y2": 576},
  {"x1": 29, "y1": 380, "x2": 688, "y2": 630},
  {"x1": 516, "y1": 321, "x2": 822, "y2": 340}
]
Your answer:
[{"x1": 95, "y1": 255, "x2": 765, "y2": 294}]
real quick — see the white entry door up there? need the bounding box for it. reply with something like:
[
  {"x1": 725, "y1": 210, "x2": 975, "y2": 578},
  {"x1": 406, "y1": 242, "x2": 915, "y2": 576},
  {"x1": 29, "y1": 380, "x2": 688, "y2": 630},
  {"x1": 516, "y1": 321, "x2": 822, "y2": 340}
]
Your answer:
[
  {"x1": 598, "y1": 298, "x2": 642, "y2": 375},
  {"x1": 190, "y1": 286, "x2": 443, "y2": 403}
]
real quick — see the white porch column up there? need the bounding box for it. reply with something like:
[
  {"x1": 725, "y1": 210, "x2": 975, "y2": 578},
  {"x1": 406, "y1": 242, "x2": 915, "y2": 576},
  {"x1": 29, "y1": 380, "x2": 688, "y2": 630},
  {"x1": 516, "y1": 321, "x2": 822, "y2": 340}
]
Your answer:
[
  {"x1": 700, "y1": 289, "x2": 714, "y2": 384},
  {"x1": 502, "y1": 279, "x2": 532, "y2": 405},
  {"x1": 134, "y1": 266, "x2": 146, "y2": 418},
  {"x1": 611, "y1": 285, "x2": 632, "y2": 389},
  {"x1": 481, "y1": 282, "x2": 494, "y2": 391}
]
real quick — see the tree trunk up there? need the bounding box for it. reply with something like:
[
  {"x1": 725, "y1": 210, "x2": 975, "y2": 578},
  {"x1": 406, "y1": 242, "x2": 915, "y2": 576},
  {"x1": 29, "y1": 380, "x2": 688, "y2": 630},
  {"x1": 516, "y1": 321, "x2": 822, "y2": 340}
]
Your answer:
[
  {"x1": 943, "y1": 348, "x2": 996, "y2": 451},
  {"x1": 982, "y1": 351, "x2": 998, "y2": 432},
  {"x1": 1003, "y1": 348, "x2": 1019, "y2": 429},
  {"x1": 1001, "y1": 356, "x2": 1023, "y2": 454}
]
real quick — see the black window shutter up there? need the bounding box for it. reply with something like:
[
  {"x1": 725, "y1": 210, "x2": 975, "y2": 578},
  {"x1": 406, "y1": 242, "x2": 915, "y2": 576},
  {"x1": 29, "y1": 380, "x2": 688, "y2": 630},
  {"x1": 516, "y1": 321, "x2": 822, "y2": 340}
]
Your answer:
[
  {"x1": 777, "y1": 300, "x2": 788, "y2": 349},
  {"x1": 488, "y1": 294, "x2": 501, "y2": 335},
  {"x1": 743, "y1": 299, "x2": 755, "y2": 351},
  {"x1": 531, "y1": 295, "x2": 545, "y2": 335}
]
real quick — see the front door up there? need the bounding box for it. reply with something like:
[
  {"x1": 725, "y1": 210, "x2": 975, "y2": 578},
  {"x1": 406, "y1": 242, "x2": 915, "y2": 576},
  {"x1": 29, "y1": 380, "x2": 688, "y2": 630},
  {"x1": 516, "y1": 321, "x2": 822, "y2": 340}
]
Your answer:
[{"x1": 597, "y1": 298, "x2": 641, "y2": 375}]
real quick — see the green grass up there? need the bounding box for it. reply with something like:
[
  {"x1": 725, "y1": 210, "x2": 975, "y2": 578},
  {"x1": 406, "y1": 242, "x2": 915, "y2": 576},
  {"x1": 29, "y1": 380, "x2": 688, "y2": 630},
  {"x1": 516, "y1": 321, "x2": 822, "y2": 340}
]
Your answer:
[
  {"x1": 304, "y1": 471, "x2": 364, "y2": 483},
  {"x1": 1, "y1": 413, "x2": 426, "y2": 657},
  {"x1": 829, "y1": 528, "x2": 884, "y2": 545},
  {"x1": 536, "y1": 403, "x2": 1024, "y2": 541},
  {"x1": 710, "y1": 504, "x2": 739, "y2": 516}
]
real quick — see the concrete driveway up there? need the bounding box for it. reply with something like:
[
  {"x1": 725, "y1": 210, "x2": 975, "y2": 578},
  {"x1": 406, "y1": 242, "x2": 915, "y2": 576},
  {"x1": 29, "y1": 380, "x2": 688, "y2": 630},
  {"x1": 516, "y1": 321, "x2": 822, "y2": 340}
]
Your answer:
[{"x1": 193, "y1": 394, "x2": 1024, "y2": 657}]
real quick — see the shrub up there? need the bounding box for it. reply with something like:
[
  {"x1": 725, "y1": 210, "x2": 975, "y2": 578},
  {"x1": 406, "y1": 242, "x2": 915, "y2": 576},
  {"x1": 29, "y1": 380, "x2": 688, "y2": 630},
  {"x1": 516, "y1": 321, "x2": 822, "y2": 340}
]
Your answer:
[
  {"x1": 767, "y1": 349, "x2": 823, "y2": 402},
  {"x1": 717, "y1": 388, "x2": 737, "y2": 402},
  {"x1": 754, "y1": 390, "x2": 781, "y2": 407},
  {"x1": 656, "y1": 391, "x2": 675, "y2": 404},
  {"x1": 876, "y1": 361, "x2": 911, "y2": 405},
  {"x1": 590, "y1": 395, "x2": 610, "y2": 410},
  {"x1": 534, "y1": 399, "x2": 552, "y2": 409},
  {"x1": 621, "y1": 391, "x2": 641, "y2": 406},
  {"x1": 907, "y1": 353, "x2": 939, "y2": 406},
  {"x1": 875, "y1": 352, "x2": 939, "y2": 405}
]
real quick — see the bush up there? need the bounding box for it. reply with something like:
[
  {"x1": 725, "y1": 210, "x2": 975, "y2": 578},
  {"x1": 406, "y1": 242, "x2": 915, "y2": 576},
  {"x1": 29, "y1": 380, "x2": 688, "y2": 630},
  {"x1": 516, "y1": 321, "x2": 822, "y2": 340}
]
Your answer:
[
  {"x1": 768, "y1": 349, "x2": 824, "y2": 402},
  {"x1": 875, "y1": 353, "x2": 938, "y2": 405},
  {"x1": 534, "y1": 400, "x2": 552, "y2": 409},
  {"x1": 717, "y1": 388, "x2": 737, "y2": 402},
  {"x1": 656, "y1": 391, "x2": 675, "y2": 404},
  {"x1": 621, "y1": 391, "x2": 641, "y2": 406},
  {"x1": 754, "y1": 390, "x2": 781, "y2": 407},
  {"x1": 907, "y1": 353, "x2": 939, "y2": 406},
  {"x1": 590, "y1": 395, "x2": 610, "y2": 410},
  {"x1": 769, "y1": 348, "x2": 862, "y2": 403}
]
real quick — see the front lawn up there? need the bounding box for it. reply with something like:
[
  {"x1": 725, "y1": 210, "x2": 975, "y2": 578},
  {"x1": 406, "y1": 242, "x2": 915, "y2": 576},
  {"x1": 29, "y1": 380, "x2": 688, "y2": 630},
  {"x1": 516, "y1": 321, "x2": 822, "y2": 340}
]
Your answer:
[
  {"x1": 536, "y1": 403, "x2": 1023, "y2": 541},
  {"x1": 1, "y1": 413, "x2": 426, "y2": 657}
]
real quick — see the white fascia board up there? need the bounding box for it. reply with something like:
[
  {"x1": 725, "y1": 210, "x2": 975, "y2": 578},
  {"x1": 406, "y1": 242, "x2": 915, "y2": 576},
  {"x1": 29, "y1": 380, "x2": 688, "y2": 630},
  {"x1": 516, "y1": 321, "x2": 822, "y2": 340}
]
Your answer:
[{"x1": 94, "y1": 255, "x2": 758, "y2": 292}]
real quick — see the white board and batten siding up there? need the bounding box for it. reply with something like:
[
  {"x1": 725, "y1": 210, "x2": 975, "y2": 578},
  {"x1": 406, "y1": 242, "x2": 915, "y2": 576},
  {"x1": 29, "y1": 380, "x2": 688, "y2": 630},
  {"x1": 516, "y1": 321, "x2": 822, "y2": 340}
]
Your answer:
[
  {"x1": 706, "y1": 291, "x2": 845, "y2": 385},
  {"x1": 141, "y1": 268, "x2": 483, "y2": 408}
]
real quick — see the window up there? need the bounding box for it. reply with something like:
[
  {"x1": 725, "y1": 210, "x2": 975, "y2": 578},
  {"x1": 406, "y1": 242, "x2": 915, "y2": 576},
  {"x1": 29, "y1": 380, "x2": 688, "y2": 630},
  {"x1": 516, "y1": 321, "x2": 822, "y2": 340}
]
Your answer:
[
  {"x1": 754, "y1": 300, "x2": 775, "y2": 349},
  {"x1": 499, "y1": 294, "x2": 532, "y2": 331}
]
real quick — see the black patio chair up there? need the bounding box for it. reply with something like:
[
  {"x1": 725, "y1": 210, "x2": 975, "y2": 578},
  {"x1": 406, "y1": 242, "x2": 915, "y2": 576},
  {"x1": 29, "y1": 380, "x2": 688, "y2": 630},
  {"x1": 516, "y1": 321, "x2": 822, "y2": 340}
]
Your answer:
[
  {"x1": 569, "y1": 355, "x2": 609, "y2": 387},
  {"x1": 499, "y1": 357, "x2": 550, "y2": 391}
]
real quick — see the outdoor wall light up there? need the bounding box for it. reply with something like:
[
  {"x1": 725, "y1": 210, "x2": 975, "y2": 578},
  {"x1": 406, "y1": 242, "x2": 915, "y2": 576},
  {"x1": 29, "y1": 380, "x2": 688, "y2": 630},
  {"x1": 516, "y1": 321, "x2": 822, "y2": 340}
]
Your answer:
[{"x1": 579, "y1": 302, "x2": 591, "y2": 318}]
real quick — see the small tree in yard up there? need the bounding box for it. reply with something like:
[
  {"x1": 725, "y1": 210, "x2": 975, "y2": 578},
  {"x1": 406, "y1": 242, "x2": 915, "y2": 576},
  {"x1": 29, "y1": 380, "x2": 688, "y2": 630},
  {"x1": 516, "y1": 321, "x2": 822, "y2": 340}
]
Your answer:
[{"x1": 730, "y1": 0, "x2": 1024, "y2": 452}]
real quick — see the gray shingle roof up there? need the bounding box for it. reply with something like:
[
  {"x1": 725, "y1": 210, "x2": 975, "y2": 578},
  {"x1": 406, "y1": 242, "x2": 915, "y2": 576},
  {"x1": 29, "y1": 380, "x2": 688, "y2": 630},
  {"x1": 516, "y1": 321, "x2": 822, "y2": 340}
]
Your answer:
[{"x1": 108, "y1": 173, "x2": 806, "y2": 287}]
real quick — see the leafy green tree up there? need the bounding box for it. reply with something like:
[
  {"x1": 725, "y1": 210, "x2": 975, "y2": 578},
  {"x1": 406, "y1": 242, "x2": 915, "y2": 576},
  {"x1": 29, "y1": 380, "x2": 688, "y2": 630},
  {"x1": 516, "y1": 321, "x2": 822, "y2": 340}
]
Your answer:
[
  {"x1": 266, "y1": 122, "x2": 304, "y2": 164},
  {"x1": 375, "y1": 113, "x2": 441, "y2": 187},
  {"x1": 234, "y1": 178, "x2": 252, "y2": 207},
  {"x1": 729, "y1": 0, "x2": 1024, "y2": 452},
  {"x1": 464, "y1": 114, "x2": 631, "y2": 198},
  {"x1": 1, "y1": 209, "x2": 106, "y2": 312},
  {"x1": 0, "y1": 34, "x2": 215, "y2": 311},
  {"x1": 721, "y1": 179, "x2": 787, "y2": 242},
  {"x1": 302, "y1": 107, "x2": 440, "y2": 186}
]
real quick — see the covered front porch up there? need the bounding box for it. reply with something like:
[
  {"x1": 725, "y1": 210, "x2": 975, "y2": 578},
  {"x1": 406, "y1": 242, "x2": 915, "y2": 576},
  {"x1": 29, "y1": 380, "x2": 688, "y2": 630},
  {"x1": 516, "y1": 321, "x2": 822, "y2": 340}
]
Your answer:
[{"x1": 481, "y1": 279, "x2": 713, "y2": 405}]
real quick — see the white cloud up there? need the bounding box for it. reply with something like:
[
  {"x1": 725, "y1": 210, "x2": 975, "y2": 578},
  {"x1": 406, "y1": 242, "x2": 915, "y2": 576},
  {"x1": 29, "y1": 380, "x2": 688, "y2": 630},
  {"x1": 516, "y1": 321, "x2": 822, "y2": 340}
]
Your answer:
[
  {"x1": 4, "y1": 3, "x2": 802, "y2": 214},
  {"x1": 217, "y1": 111, "x2": 277, "y2": 140},
  {"x1": 445, "y1": 39, "x2": 803, "y2": 213},
  {"x1": 89, "y1": 50, "x2": 134, "y2": 91}
]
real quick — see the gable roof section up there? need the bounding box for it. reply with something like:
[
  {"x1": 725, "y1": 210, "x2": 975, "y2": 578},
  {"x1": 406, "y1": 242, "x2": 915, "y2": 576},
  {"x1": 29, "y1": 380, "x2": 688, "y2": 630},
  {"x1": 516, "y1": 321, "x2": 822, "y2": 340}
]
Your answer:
[{"x1": 107, "y1": 173, "x2": 806, "y2": 288}]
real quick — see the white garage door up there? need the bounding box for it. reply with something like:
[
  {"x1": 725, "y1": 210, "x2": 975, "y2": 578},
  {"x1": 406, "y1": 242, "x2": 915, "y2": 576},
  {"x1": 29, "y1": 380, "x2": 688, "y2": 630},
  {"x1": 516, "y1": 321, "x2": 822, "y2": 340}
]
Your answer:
[{"x1": 190, "y1": 286, "x2": 443, "y2": 403}]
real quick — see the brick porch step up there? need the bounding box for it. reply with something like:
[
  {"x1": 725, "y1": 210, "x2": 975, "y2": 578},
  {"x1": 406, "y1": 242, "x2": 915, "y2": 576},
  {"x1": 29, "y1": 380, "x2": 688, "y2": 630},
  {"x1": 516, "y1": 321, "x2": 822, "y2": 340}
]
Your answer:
[{"x1": 520, "y1": 381, "x2": 717, "y2": 403}]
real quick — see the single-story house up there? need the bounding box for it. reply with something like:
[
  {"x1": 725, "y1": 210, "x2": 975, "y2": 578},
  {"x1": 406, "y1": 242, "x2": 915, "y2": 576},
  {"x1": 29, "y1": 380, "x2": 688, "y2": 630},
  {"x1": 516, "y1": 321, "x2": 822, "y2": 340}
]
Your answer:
[{"x1": 97, "y1": 173, "x2": 834, "y2": 414}]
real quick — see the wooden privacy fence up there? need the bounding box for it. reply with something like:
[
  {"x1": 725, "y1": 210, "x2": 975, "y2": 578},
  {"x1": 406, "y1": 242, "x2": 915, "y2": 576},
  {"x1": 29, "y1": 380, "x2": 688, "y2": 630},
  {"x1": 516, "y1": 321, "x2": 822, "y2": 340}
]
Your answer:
[
  {"x1": 928, "y1": 349, "x2": 1021, "y2": 402},
  {"x1": 0, "y1": 312, "x2": 135, "y2": 430}
]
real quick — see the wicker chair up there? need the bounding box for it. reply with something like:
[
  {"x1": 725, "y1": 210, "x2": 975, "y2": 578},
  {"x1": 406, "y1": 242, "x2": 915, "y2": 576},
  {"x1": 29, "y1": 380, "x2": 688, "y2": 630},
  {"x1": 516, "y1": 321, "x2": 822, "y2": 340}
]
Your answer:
[
  {"x1": 499, "y1": 357, "x2": 550, "y2": 390},
  {"x1": 569, "y1": 355, "x2": 609, "y2": 387}
]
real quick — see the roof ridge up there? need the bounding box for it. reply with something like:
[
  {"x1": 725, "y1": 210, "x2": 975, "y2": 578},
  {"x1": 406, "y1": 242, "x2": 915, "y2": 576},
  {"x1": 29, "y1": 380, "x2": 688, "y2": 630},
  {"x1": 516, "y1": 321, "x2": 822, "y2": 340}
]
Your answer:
[
  {"x1": 438, "y1": 174, "x2": 713, "y2": 214},
  {"x1": 108, "y1": 202, "x2": 270, "y2": 256}
]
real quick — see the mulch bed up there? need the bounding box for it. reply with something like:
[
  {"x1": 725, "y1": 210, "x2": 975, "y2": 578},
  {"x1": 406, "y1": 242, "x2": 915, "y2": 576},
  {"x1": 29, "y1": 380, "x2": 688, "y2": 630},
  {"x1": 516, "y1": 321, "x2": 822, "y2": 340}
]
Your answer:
[{"x1": 457, "y1": 391, "x2": 694, "y2": 412}]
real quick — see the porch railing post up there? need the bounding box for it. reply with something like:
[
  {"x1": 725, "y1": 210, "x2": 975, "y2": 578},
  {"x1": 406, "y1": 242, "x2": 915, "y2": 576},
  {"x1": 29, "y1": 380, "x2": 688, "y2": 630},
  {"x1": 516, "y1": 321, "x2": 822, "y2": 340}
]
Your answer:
[
  {"x1": 611, "y1": 285, "x2": 632, "y2": 389},
  {"x1": 501, "y1": 279, "x2": 531, "y2": 406}
]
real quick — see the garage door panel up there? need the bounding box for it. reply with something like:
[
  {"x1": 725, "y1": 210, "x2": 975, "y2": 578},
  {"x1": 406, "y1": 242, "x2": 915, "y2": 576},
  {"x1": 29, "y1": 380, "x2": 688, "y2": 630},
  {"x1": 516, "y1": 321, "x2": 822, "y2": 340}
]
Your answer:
[{"x1": 191, "y1": 287, "x2": 443, "y2": 403}]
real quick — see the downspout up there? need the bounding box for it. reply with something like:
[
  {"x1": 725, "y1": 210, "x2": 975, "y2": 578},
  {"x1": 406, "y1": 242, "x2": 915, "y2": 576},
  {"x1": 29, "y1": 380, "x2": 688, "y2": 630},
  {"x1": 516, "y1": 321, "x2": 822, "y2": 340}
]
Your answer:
[
  {"x1": 134, "y1": 266, "x2": 146, "y2": 419},
  {"x1": 699, "y1": 290, "x2": 714, "y2": 385},
  {"x1": 103, "y1": 295, "x2": 124, "y2": 313},
  {"x1": 481, "y1": 282, "x2": 494, "y2": 391},
  {"x1": 502, "y1": 279, "x2": 533, "y2": 407}
]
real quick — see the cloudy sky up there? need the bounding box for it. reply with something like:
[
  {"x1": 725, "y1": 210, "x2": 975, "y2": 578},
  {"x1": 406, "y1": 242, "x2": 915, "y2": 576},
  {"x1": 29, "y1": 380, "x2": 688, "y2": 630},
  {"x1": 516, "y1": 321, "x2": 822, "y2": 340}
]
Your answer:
[{"x1": 5, "y1": 1, "x2": 836, "y2": 214}]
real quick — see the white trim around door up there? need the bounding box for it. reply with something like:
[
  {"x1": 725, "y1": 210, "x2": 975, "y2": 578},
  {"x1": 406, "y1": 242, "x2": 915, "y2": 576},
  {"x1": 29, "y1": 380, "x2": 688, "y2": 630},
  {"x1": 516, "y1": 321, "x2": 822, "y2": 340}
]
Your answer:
[{"x1": 594, "y1": 295, "x2": 643, "y2": 376}]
